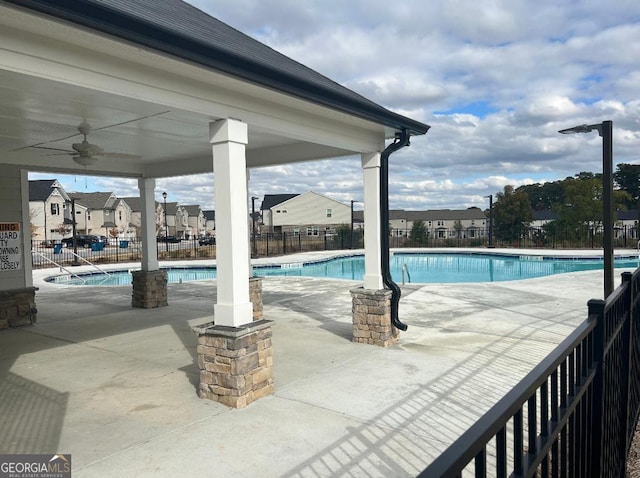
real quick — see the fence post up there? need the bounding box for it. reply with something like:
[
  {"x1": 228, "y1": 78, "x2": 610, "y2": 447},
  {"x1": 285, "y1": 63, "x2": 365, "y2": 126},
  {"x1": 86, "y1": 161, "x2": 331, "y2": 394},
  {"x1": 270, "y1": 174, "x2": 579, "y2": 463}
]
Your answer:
[
  {"x1": 588, "y1": 298, "x2": 606, "y2": 477},
  {"x1": 282, "y1": 232, "x2": 286, "y2": 255},
  {"x1": 622, "y1": 272, "x2": 635, "y2": 454}
]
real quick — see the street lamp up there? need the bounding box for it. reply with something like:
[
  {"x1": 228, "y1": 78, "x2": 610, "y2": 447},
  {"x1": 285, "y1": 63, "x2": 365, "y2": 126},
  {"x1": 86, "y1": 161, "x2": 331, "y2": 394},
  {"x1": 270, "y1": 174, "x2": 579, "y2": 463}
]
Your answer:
[
  {"x1": 559, "y1": 120, "x2": 613, "y2": 297},
  {"x1": 251, "y1": 196, "x2": 258, "y2": 258},
  {"x1": 485, "y1": 194, "x2": 494, "y2": 248},
  {"x1": 162, "y1": 191, "x2": 168, "y2": 253}
]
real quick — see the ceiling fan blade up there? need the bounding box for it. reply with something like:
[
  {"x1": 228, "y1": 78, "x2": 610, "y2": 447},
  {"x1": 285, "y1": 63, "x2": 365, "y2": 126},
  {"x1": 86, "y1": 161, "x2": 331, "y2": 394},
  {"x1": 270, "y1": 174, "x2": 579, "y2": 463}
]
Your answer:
[
  {"x1": 98, "y1": 152, "x2": 143, "y2": 160},
  {"x1": 32, "y1": 146, "x2": 74, "y2": 153}
]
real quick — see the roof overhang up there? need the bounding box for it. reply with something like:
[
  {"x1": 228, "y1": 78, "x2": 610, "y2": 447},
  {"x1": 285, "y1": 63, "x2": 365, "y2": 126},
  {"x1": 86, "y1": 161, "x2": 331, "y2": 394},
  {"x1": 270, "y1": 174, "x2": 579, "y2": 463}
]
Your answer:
[{"x1": 0, "y1": 1, "x2": 429, "y2": 180}]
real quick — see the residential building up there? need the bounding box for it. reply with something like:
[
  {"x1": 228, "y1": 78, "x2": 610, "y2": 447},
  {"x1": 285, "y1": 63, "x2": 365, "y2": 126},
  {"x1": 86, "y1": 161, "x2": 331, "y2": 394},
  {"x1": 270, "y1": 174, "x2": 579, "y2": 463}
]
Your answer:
[
  {"x1": 260, "y1": 192, "x2": 351, "y2": 236},
  {"x1": 162, "y1": 202, "x2": 190, "y2": 239},
  {"x1": 120, "y1": 197, "x2": 165, "y2": 238},
  {"x1": 69, "y1": 192, "x2": 133, "y2": 241},
  {"x1": 387, "y1": 208, "x2": 487, "y2": 240},
  {"x1": 202, "y1": 210, "x2": 215, "y2": 235},
  {"x1": 28, "y1": 179, "x2": 72, "y2": 241},
  {"x1": 182, "y1": 205, "x2": 206, "y2": 238},
  {"x1": 531, "y1": 210, "x2": 559, "y2": 228}
]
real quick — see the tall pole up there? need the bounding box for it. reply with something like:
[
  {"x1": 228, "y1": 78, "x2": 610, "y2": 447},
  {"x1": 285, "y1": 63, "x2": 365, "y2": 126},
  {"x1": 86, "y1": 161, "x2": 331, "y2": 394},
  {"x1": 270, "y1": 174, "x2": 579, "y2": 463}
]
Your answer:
[
  {"x1": 251, "y1": 196, "x2": 258, "y2": 258},
  {"x1": 602, "y1": 120, "x2": 614, "y2": 297},
  {"x1": 162, "y1": 192, "x2": 168, "y2": 253},
  {"x1": 350, "y1": 200, "x2": 355, "y2": 249},
  {"x1": 559, "y1": 120, "x2": 614, "y2": 298},
  {"x1": 486, "y1": 194, "x2": 494, "y2": 248},
  {"x1": 71, "y1": 198, "x2": 79, "y2": 265}
]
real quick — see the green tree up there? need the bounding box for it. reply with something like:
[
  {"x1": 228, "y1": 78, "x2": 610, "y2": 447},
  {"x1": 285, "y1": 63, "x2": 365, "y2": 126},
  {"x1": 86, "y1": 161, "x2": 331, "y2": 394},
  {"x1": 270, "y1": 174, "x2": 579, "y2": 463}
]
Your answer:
[
  {"x1": 493, "y1": 185, "x2": 533, "y2": 243},
  {"x1": 409, "y1": 220, "x2": 428, "y2": 245},
  {"x1": 614, "y1": 163, "x2": 640, "y2": 207}
]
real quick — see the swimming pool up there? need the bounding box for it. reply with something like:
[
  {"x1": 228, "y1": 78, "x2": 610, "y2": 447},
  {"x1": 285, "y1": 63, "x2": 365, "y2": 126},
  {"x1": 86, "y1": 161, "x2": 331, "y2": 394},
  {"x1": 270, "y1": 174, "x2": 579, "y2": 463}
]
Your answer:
[{"x1": 45, "y1": 252, "x2": 640, "y2": 286}]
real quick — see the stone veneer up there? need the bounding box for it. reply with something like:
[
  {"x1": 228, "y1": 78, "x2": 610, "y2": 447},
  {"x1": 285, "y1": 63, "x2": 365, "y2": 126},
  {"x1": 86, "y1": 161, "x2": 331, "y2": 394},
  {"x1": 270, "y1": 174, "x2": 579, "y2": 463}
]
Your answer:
[
  {"x1": 0, "y1": 287, "x2": 38, "y2": 329},
  {"x1": 131, "y1": 270, "x2": 168, "y2": 308},
  {"x1": 196, "y1": 320, "x2": 274, "y2": 408},
  {"x1": 350, "y1": 287, "x2": 399, "y2": 347},
  {"x1": 249, "y1": 276, "x2": 263, "y2": 321}
]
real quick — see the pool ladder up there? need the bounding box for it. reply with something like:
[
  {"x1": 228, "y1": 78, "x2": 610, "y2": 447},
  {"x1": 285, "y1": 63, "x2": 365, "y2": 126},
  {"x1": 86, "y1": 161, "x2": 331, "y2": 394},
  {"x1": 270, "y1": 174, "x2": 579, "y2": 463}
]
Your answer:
[
  {"x1": 32, "y1": 250, "x2": 112, "y2": 284},
  {"x1": 402, "y1": 262, "x2": 411, "y2": 285}
]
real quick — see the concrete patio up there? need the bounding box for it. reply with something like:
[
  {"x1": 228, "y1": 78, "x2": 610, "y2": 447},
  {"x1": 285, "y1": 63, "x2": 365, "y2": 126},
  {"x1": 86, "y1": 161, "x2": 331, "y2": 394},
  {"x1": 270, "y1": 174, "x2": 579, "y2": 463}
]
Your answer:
[{"x1": 1, "y1": 256, "x2": 634, "y2": 477}]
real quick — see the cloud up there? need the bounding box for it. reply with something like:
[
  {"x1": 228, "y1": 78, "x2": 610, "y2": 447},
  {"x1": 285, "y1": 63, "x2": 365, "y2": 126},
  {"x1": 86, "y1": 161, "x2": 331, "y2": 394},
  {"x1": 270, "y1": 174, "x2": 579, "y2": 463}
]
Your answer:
[{"x1": 33, "y1": 1, "x2": 640, "y2": 214}]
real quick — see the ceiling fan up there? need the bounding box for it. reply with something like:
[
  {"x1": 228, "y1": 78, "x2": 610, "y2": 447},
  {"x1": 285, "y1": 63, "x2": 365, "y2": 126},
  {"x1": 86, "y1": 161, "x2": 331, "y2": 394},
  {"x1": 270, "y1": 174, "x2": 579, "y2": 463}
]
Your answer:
[{"x1": 38, "y1": 123, "x2": 141, "y2": 166}]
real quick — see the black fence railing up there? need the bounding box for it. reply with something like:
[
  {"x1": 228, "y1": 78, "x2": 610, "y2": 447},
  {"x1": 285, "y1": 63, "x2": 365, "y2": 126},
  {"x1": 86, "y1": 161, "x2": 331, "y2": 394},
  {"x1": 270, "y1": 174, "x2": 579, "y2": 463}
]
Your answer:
[
  {"x1": 419, "y1": 268, "x2": 640, "y2": 477},
  {"x1": 29, "y1": 224, "x2": 640, "y2": 268}
]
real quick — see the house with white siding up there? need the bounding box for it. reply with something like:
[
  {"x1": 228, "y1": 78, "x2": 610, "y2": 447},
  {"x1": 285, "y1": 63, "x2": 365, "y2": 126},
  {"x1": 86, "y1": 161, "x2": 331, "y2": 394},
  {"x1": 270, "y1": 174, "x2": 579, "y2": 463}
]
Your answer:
[
  {"x1": 69, "y1": 192, "x2": 133, "y2": 241},
  {"x1": 386, "y1": 208, "x2": 487, "y2": 240},
  {"x1": 260, "y1": 192, "x2": 351, "y2": 236},
  {"x1": 28, "y1": 179, "x2": 73, "y2": 241}
]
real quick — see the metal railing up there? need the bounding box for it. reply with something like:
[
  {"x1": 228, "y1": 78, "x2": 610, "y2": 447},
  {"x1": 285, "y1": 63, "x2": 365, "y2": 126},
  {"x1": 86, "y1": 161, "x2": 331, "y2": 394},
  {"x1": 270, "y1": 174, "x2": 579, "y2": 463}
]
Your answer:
[{"x1": 419, "y1": 268, "x2": 640, "y2": 477}]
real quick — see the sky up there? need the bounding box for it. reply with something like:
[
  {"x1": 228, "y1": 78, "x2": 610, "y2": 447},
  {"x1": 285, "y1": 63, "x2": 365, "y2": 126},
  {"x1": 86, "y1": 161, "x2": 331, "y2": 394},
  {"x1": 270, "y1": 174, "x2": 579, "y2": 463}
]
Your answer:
[{"x1": 30, "y1": 0, "x2": 640, "y2": 211}]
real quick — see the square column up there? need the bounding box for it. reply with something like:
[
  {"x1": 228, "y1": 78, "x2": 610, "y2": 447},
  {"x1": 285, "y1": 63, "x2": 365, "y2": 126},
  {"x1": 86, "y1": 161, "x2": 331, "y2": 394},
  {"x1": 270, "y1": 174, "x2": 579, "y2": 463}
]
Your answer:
[
  {"x1": 211, "y1": 119, "x2": 253, "y2": 327},
  {"x1": 138, "y1": 178, "x2": 159, "y2": 272},
  {"x1": 132, "y1": 179, "x2": 167, "y2": 308},
  {"x1": 361, "y1": 152, "x2": 384, "y2": 290}
]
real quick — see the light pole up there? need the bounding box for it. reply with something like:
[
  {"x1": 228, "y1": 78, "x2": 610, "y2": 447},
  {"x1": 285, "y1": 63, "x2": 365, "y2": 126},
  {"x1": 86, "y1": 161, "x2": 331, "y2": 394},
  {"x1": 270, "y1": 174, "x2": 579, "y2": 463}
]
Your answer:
[
  {"x1": 251, "y1": 196, "x2": 258, "y2": 258},
  {"x1": 350, "y1": 200, "x2": 361, "y2": 249},
  {"x1": 162, "y1": 191, "x2": 168, "y2": 253},
  {"x1": 559, "y1": 120, "x2": 613, "y2": 297},
  {"x1": 485, "y1": 194, "x2": 494, "y2": 248}
]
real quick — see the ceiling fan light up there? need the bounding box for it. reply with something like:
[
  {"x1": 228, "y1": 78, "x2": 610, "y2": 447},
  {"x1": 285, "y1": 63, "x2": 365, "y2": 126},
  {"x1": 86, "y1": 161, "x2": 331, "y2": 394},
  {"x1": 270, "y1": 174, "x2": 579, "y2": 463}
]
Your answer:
[{"x1": 72, "y1": 155, "x2": 98, "y2": 166}]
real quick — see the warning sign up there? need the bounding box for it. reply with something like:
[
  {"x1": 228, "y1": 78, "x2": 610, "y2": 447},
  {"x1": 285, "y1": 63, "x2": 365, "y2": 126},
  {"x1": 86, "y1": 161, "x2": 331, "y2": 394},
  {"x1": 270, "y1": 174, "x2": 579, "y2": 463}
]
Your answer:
[{"x1": 0, "y1": 223, "x2": 21, "y2": 271}]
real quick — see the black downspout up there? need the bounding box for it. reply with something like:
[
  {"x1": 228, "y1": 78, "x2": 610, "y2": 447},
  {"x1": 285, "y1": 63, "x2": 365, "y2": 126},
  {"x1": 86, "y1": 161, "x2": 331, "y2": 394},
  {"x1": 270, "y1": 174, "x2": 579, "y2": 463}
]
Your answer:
[{"x1": 380, "y1": 128, "x2": 411, "y2": 331}]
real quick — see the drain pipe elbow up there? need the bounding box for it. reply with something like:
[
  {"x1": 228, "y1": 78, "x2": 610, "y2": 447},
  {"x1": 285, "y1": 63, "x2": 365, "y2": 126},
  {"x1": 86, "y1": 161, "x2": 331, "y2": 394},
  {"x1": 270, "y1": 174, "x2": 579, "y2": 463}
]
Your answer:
[{"x1": 380, "y1": 128, "x2": 411, "y2": 331}]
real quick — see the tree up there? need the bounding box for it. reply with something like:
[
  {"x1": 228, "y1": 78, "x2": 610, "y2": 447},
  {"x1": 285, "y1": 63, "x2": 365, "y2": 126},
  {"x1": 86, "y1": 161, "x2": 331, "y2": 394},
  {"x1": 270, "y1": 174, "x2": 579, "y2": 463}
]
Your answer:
[
  {"x1": 493, "y1": 185, "x2": 533, "y2": 243},
  {"x1": 614, "y1": 163, "x2": 640, "y2": 207},
  {"x1": 409, "y1": 220, "x2": 428, "y2": 245},
  {"x1": 453, "y1": 220, "x2": 463, "y2": 238}
]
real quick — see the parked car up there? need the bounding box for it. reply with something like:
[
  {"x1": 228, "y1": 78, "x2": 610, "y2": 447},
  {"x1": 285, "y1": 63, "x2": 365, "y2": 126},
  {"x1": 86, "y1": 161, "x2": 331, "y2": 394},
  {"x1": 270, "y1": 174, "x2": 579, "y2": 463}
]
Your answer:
[
  {"x1": 199, "y1": 237, "x2": 216, "y2": 246},
  {"x1": 157, "y1": 236, "x2": 181, "y2": 243},
  {"x1": 61, "y1": 234, "x2": 101, "y2": 248}
]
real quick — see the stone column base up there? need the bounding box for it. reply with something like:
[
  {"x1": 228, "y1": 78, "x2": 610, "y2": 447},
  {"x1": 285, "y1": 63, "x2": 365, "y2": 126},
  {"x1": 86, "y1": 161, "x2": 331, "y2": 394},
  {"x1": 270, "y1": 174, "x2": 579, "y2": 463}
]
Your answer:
[
  {"x1": 249, "y1": 276, "x2": 263, "y2": 321},
  {"x1": 131, "y1": 270, "x2": 168, "y2": 308},
  {"x1": 350, "y1": 287, "x2": 399, "y2": 347},
  {"x1": 0, "y1": 287, "x2": 38, "y2": 329},
  {"x1": 196, "y1": 320, "x2": 274, "y2": 408}
]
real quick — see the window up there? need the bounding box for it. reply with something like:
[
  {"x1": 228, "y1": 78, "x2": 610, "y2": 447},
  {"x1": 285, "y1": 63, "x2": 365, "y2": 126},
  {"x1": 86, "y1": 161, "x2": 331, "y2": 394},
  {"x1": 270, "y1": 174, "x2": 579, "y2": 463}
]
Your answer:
[
  {"x1": 471, "y1": 220, "x2": 475, "y2": 226},
  {"x1": 293, "y1": 228, "x2": 300, "y2": 237},
  {"x1": 119, "y1": 211, "x2": 122, "y2": 221},
  {"x1": 306, "y1": 227, "x2": 319, "y2": 236},
  {"x1": 428, "y1": 221, "x2": 432, "y2": 227},
  {"x1": 87, "y1": 212, "x2": 92, "y2": 221},
  {"x1": 437, "y1": 220, "x2": 444, "y2": 227},
  {"x1": 50, "y1": 203, "x2": 59, "y2": 215},
  {"x1": 438, "y1": 230, "x2": 446, "y2": 238},
  {"x1": 326, "y1": 208, "x2": 332, "y2": 218},
  {"x1": 276, "y1": 209, "x2": 281, "y2": 213}
]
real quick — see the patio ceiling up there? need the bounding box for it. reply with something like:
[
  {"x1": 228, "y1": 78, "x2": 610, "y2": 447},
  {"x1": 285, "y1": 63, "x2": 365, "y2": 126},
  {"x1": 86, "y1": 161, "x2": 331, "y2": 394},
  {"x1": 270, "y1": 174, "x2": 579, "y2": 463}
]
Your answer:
[{"x1": 0, "y1": 2, "x2": 390, "y2": 179}]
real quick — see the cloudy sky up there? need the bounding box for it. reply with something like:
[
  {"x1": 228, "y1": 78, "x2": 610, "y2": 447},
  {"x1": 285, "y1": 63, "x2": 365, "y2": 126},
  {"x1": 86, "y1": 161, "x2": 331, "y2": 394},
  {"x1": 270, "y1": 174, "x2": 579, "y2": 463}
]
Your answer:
[{"x1": 31, "y1": 0, "x2": 640, "y2": 211}]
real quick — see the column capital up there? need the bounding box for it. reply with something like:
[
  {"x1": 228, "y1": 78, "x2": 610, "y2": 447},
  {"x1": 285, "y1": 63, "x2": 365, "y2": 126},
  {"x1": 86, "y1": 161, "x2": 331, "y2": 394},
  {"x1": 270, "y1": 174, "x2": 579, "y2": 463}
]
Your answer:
[
  {"x1": 210, "y1": 118, "x2": 248, "y2": 145},
  {"x1": 361, "y1": 151, "x2": 381, "y2": 169}
]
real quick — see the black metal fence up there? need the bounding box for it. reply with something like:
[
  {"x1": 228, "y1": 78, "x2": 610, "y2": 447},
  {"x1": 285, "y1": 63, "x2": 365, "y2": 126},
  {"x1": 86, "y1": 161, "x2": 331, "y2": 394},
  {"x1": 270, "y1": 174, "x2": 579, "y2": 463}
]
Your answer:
[
  {"x1": 419, "y1": 268, "x2": 640, "y2": 477},
  {"x1": 29, "y1": 224, "x2": 640, "y2": 268}
]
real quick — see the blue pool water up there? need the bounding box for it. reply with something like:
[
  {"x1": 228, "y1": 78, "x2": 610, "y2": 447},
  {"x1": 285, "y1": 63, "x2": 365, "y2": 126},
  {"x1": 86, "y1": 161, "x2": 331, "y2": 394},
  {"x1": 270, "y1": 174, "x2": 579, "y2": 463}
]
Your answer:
[{"x1": 45, "y1": 253, "x2": 640, "y2": 286}]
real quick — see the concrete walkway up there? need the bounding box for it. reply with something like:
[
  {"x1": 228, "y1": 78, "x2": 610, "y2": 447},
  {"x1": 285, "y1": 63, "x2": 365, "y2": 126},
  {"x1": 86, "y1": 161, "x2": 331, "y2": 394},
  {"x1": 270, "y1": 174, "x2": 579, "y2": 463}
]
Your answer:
[{"x1": 1, "y1": 250, "x2": 636, "y2": 476}]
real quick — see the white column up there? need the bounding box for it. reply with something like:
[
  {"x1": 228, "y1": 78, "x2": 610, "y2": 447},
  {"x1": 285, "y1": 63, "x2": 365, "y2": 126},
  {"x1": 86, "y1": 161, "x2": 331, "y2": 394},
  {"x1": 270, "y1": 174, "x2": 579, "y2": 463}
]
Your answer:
[
  {"x1": 361, "y1": 152, "x2": 384, "y2": 290},
  {"x1": 138, "y1": 178, "x2": 159, "y2": 271},
  {"x1": 211, "y1": 119, "x2": 253, "y2": 327},
  {"x1": 247, "y1": 168, "x2": 254, "y2": 277},
  {"x1": 20, "y1": 169, "x2": 33, "y2": 288}
]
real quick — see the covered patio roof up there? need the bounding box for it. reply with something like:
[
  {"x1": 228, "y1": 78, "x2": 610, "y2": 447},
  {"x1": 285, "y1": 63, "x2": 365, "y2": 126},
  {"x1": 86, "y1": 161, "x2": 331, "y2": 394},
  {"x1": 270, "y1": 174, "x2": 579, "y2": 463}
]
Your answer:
[{"x1": 0, "y1": 0, "x2": 430, "y2": 179}]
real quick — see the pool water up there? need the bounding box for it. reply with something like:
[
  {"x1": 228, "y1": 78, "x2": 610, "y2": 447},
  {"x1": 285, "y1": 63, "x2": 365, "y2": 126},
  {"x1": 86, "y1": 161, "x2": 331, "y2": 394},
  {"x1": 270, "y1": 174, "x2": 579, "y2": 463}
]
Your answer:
[{"x1": 45, "y1": 253, "x2": 640, "y2": 286}]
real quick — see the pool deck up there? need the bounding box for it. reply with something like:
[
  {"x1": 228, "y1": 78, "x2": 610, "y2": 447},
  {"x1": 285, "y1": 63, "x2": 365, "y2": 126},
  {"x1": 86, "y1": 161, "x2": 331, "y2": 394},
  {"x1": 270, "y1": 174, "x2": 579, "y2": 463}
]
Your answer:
[{"x1": 3, "y1": 248, "x2": 638, "y2": 476}]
